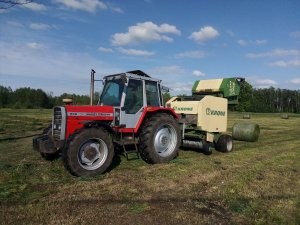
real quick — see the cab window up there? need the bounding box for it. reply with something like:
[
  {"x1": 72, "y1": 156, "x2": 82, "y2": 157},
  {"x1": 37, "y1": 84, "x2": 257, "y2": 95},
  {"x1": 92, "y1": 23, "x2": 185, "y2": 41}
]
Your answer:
[
  {"x1": 123, "y1": 79, "x2": 144, "y2": 114},
  {"x1": 99, "y1": 79, "x2": 124, "y2": 106},
  {"x1": 145, "y1": 80, "x2": 160, "y2": 107}
]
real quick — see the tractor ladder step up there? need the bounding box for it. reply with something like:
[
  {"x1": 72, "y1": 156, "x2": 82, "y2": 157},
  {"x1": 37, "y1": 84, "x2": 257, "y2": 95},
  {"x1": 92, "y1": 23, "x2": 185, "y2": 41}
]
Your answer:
[
  {"x1": 119, "y1": 131, "x2": 140, "y2": 160},
  {"x1": 122, "y1": 144, "x2": 139, "y2": 160}
]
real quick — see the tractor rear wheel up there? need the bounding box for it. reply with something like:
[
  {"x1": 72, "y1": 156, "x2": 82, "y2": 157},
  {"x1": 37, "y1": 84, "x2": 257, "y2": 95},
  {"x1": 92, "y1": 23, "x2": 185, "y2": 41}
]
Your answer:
[
  {"x1": 62, "y1": 127, "x2": 114, "y2": 176},
  {"x1": 215, "y1": 134, "x2": 233, "y2": 153},
  {"x1": 139, "y1": 113, "x2": 180, "y2": 164}
]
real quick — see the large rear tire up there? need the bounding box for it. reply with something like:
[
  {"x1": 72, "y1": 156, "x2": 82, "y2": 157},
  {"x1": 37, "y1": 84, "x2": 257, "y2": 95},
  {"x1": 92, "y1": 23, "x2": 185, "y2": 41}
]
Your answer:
[
  {"x1": 62, "y1": 127, "x2": 114, "y2": 176},
  {"x1": 139, "y1": 113, "x2": 180, "y2": 164}
]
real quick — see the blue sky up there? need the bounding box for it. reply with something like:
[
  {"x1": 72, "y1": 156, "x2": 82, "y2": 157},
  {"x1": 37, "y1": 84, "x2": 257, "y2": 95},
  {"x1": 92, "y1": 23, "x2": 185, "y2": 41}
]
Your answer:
[{"x1": 0, "y1": 0, "x2": 299, "y2": 96}]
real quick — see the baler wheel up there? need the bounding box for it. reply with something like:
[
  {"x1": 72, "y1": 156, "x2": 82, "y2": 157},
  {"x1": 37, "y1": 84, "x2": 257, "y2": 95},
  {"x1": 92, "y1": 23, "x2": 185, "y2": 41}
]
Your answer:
[
  {"x1": 63, "y1": 127, "x2": 114, "y2": 176},
  {"x1": 202, "y1": 140, "x2": 213, "y2": 155},
  {"x1": 215, "y1": 134, "x2": 233, "y2": 153},
  {"x1": 139, "y1": 113, "x2": 180, "y2": 164}
]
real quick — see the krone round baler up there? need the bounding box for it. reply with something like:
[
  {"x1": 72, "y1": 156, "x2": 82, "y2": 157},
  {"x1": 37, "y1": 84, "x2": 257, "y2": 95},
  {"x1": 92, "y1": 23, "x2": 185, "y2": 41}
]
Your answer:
[{"x1": 167, "y1": 77, "x2": 244, "y2": 155}]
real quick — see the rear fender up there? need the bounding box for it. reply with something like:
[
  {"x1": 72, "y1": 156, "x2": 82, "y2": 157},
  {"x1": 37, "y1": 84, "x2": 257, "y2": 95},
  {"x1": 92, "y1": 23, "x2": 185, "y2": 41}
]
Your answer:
[{"x1": 118, "y1": 107, "x2": 178, "y2": 133}]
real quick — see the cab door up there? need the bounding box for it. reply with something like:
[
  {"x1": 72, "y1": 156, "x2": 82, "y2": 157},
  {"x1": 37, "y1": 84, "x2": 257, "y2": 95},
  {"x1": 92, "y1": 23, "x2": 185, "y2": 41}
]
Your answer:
[{"x1": 120, "y1": 79, "x2": 145, "y2": 129}]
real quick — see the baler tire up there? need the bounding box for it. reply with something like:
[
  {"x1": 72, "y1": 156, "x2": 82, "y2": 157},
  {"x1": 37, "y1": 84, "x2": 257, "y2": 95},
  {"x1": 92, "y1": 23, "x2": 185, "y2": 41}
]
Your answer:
[
  {"x1": 202, "y1": 141, "x2": 213, "y2": 155},
  {"x1": 139, "y1": 113, "x2": 180, "y2": 164},
  {"x1": 215, "y1": 134, "x2": 233, "y2": 153},
  {"x1": 62, "y1": 127, "x2": 114, "y2": 177}
]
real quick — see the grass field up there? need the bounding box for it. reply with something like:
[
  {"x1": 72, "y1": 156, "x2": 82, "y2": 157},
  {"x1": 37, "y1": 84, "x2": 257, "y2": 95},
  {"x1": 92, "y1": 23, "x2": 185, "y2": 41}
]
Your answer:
[{"x1": 0, "y1": 109, "x2": 299, "y2": 225}]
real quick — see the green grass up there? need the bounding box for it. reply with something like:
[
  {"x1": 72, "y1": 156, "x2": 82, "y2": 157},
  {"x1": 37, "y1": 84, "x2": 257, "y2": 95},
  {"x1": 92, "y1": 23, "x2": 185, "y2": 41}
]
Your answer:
[{"x1": 0, "y1": 109, "x2": 299, "y2": 225}]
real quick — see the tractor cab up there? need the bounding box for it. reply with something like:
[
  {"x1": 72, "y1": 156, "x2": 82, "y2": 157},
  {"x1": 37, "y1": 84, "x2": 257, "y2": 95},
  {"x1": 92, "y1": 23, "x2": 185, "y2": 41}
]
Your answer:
[{"x1": 99, "y1": 70, "x2": 164, "y2": 129}]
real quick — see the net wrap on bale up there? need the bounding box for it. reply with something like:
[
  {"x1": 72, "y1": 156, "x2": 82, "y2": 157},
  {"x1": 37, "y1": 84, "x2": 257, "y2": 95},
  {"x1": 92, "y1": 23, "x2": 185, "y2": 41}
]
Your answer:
[{"x1": 232, "y1": 122, "x2": 260, "y2": 142}]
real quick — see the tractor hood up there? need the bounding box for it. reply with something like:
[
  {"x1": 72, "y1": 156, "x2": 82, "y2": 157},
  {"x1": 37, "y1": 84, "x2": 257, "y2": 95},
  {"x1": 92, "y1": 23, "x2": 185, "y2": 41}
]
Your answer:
[
  {"x1": 57, "y1": 105, "x2": 114, "y2": 139},
  {"x1": 65, "y1": 105, "x2": 114, "y2": 121}
]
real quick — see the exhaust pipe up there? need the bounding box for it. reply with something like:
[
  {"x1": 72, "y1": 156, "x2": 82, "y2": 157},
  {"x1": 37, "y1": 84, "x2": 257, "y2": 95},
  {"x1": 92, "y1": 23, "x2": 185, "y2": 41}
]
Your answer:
[{"x1": 90, "y1": 69, "x2": 96, "y2": 106}]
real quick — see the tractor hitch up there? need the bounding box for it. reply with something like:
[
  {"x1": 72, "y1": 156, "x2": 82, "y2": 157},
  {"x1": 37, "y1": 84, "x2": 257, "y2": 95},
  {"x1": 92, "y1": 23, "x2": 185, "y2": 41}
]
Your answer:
[{"x1": 33, "y1": 133, "x2": 57, "y2": 154}]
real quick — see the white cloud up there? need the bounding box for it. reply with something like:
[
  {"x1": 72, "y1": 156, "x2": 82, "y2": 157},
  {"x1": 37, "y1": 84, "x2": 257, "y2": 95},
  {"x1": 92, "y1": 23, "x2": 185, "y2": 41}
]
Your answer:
[
  {"x1": 237, "y1": 39, "x2": 248, "y2": 46},
  {"x1": 7, "y1": 21, "x2": 24, "y2": 28},
  {"x1": 112, "y1": 21, "x2": 181, "y2": 46},
  {"x1": 269, "y1": 59, "x2": 300, "y2": 68},
  {"x1": 117, "y1": 47, "x2": 154, "y2": 56},
  {"x1": 151, "y1": 65, "x2": 185, "y2": 75},
  {"x1": 22, "y1": 2, "x2": 47, "y2": 11},
  {"x1": 27, "y1": 42, "x2": 44, "y2": 50},
  {"x1": 98, "y1": 47, "x2": 114, "y2": 53},
  {"x1": 290, "y1": 31, "x2": 300, "y2": 38},
  {"x1": 192, "y1": 70, "x2": 205, "y2": 77},
  {"x1": 256, "y1": 79, "x2": 277, "y2": 85},
  {"x1": 255, "y1": 39, "x2": 267, "y2": 45},
  {"x1": 167, "y1": 82, "x2": 194, "y2": 94},
  {"x1": 29, "y1": 23, "x2": 51, "y2": 30},
  {"x1": 110, "y1": 6, "x2": 123, "y2": 13},
  {"x1": 238, "y1": 39, "x2": 267, "y2": 46},
  {"x1": 289, "y1": 78, "x2": 300, "y2": 85},
  {"x1": 176, "y1": 50, "x2": 205, "y2": 59},
  {"x1": 106, "y1": 2, "x2": 123, "y2": 13},
  {"x1": 252, "y1": 79, "x2": 277, "y2": 88},
  {"x1": 226, "y1": 30, "x2": 235, "y2": 37},
  {"x1": 54, "y1": 0, "x2": 107, "y2": 12},
  {"x1": 0, "y1": 41, "x2": 121, "y2": 95},
  {"x1": 189, "y1": 26, "x2": 219, "y2": 43},
  {"x1": 246, "y1": 49, "x2": 300, "y2": 58}
]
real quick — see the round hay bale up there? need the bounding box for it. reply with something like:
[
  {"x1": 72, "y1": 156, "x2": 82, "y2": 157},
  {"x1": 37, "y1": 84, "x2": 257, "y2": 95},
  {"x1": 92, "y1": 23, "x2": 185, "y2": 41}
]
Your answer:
[
  {"x1": 281, "y1": 114, "x2": 289, "y2": 119},
  {"x1": 232, "y1": 122, "x2": 260, "y2": 142},
  {"x1": 243, "y1": 113, "x2": 251, "y2": 119}
]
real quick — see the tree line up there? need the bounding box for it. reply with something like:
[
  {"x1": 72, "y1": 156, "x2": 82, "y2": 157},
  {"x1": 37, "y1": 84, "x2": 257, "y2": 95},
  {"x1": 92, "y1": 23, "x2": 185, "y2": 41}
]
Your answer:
[
  {"x1": 0, "y1": 86, "x2": 94, "y2": 109},
  {"x1": 0, "y1": 84, "x2": 299, "y2": 113},
  {"x1": 233, "y1": 82, "x2": 300, "y2": 113}
]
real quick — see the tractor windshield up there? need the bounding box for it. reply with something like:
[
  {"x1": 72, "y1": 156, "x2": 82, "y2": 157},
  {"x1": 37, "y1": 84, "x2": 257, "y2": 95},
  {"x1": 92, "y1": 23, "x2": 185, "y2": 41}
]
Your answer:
[{"x1": 99, "y1": 79, "x2": 125, "y2": 106}]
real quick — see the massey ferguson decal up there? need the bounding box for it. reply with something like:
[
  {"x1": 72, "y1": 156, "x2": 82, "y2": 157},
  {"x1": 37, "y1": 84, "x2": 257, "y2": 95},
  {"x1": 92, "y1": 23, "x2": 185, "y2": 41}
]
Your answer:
[{"x1": 67, "y1": 112, "x2": 113, "y2": 117}]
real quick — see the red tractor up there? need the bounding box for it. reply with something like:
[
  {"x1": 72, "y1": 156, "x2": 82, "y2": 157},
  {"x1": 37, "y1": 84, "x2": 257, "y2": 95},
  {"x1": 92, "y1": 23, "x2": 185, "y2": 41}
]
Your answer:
[{"x1": 33, "y1": 70, "x2": 181, "y2": 176}]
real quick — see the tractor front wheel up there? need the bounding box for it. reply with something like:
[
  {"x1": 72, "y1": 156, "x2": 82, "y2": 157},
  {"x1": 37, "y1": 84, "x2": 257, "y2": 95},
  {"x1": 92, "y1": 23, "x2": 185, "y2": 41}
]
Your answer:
[
  {"x1": 139, "y1": 113, "x2": 180, "y2": 164},
  {"x1": 62, "y1": 127, "x2": 114, "y2": 176}
]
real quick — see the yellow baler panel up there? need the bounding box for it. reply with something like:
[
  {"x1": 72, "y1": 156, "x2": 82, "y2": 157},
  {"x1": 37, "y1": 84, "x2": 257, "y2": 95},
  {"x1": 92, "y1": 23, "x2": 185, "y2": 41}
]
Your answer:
[
  {"x1": 198, "y1": 96, "x2": 228, "y2": 132},
  {"x1": 168, "y1": 96, "x2": 228, "y2": 132},
  {"x1": 194, "y1": 79, "x2": 223, "y2": 93}
]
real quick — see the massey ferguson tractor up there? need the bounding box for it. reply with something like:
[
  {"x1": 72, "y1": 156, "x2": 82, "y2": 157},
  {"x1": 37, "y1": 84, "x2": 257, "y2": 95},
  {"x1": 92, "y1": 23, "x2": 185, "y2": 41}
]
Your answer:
[{"x1": 33, "y1": 70, "x2": 243, "y2": 177}]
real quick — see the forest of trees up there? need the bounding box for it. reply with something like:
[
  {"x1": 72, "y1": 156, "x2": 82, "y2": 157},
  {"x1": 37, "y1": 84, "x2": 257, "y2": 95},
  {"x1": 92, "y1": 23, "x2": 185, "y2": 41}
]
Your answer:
[
  {"x1": 0, "y1": 86, "x2": 96, "y2": 109},
  {"x1": 0, "y1": 83, "x2": 299, "y2": 113},
  {"x1": 233, "y1": 82, "x2": 300, "y2": 113}
]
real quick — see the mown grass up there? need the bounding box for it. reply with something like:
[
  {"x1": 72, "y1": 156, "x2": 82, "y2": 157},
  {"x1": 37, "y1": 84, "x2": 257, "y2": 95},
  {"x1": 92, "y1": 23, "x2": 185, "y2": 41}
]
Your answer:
[
  {"x1": 0, "y1": 109, "x2": 51, "y2": 139},
  {"x1": 0, "y1": 109, "x2": 299, "y2": 225}
]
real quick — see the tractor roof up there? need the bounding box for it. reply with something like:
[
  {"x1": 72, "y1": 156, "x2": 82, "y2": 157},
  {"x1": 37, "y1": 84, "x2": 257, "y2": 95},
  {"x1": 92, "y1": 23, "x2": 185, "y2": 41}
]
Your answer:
[
  {"x1": 126, "y1": 70, "x2": 151, "y2": 77},
  {"x1": 103, "y1": 70, "x2": 161, "y2": 83}
]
